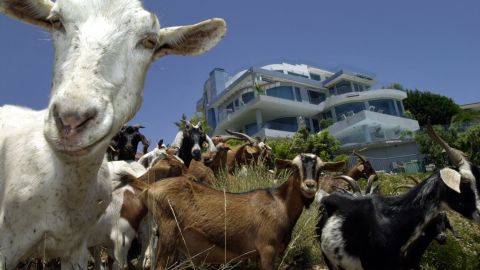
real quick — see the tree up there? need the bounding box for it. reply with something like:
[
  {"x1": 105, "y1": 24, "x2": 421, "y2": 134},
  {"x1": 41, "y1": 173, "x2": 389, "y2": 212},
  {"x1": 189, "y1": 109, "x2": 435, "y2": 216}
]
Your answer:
[
  {"x1": 415, "y1": 123, "x2": 480, "y2": 167},
  {"x1": 403, "y1": 90, "x2": 461, "y2": 126},
  {"x1": 450, "y1": 110, "x2": 480, "y2": 130},
  {"x1": 174, "y1": 113, "x2": 211, "y2": 133},
  {"x1": 383, "y1": 83, "x2": 404, "y2": 90},
  {"x1": 415, "y1": 125, "x2": 458, "y2": 167},
  {"x1": 456, "y1": 125, "x2": 480, "y2": 164}
]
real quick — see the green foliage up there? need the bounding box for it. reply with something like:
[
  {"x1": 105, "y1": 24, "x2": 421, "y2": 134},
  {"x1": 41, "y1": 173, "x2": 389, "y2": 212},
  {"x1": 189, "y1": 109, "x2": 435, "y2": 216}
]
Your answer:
[
  {"x1": 174, "y1": 113, "x2": 211, "y2": 133},
  {"x1": 319, "y1": 118, "x2": 334, "y2": 129},
  {"x1": 450, "y1": 110, "x2": 480, "y2": 129},
  {"x1": 403, "y1": 109, "x2": 414, "y2": 119},
  {"x1": 403, "y1": 89, "x2": 461, "y2": 126},
  {"x1": 415, "y1": 125, "x2": 458, "y2": 167},
  {"x1": 456, "y1": 125, "x2": 480, "y2": 164},
  {"x1": 383, "y1": 82, "x2": 405, "y2": 90},
  {"x1": 415, "y1": 122, "x2": 480, "y2": 167},
  {"x1": 268, "y1": 128, "x2": 341, "y2": 161}
]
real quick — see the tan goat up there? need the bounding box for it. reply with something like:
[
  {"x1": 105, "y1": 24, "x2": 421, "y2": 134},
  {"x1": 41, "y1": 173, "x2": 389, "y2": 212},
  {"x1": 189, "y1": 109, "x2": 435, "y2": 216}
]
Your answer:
[
  {"x1": 320, "y1": 151, "x2": 378, "y2": 193},
  {"x1": 224, "y1": 130, "x2": 273, "y2": 176},
  {"x1": 129, "y1": 154, "x2": 345, "y2": 270}
]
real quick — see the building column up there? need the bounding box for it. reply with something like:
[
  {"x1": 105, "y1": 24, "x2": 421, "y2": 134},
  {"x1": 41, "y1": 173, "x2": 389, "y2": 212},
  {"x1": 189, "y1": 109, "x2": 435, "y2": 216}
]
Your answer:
[
  {"x1": 256, "y1": 109, "x2": 263, "y2": 131},
  {"x1": 331, "y1": 108, "x2": 337, "y2": 122},
  {"x1": 363, "y1": 124, "x2": 372, "y2": 143}
]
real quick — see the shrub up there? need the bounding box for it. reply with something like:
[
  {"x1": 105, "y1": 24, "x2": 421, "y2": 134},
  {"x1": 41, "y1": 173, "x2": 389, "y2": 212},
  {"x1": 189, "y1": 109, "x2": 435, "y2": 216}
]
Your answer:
[{"x1": 268, "y1": 128, "x2": 340, "y2": 161}]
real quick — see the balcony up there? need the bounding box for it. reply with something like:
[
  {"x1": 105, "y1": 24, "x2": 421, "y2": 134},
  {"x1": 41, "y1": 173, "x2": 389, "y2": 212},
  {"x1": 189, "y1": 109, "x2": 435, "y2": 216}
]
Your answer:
[
  {"x1": 328, "y1": 110, "x2": 419, "y2": 146},
  {"x1": 323, "y1": 69, "x2": 376, "y2": 88},
  {"x1": 319, "y1": 89, "x2": 407, "y2": 111},
  {"x1": 253, "y1": 127, "x2": 296, "y2": 138}
]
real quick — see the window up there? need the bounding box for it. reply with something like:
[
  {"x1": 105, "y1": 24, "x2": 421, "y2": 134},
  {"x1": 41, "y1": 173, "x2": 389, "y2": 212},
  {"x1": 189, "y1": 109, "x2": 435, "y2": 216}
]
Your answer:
[
  {"x1": 287, "y1": 71, "x2": 309, "y2": 79},
  {"x1": 336, "y1": 81, "x2": 353, "y2": 95},
  {"x1": 245, "y1": 123, "x2": 258, "y2": 136},
  {"x1": 395, "y1": 100, "x2": 404, "y2": 115},
  {"x1": 312, "y1": 119, "x2": 320, "y2": 132},
  {"x1": 242, "y1": 92, "x2": 255, "y2": 104},
  {"x1": 335, "y1": 102, "x2": 366, "y2": 121},
  {"x1": 226, "y1": 102, "x2": 234, "y2": 113},
  {"x1": 308, "y1": 90, "x2": 326, "y2": 105},
  {"x1": 323, "y1": 110, "x2": 333, "y2": 120},
  {"x1": 304, "y1": 117, "x2": 312, "y2": 131},
  {"x1": 353, "y1": 83, "x2": 364, "y2": 92},
  {"x1": 310, "y1": 73, "x2": 321, "y2": 81},
  {"x1": 207, "y1": 108, "x2": 216, "y2": 128},
  {"x1": 294, "y1": 87, "x2": 302, "y2": 102},
  {"x1": 266, "y1": 86, "x2": 295, "y2": 100},
  {"x1": 329, "y1": 87, "x2": 336, "y2": 95},
  {"x1": 264, "y1": 117, "x2": 298, "y2": 132},
  {"x1": 368, "y1": 99, "x2": 397, "y2": 116}
]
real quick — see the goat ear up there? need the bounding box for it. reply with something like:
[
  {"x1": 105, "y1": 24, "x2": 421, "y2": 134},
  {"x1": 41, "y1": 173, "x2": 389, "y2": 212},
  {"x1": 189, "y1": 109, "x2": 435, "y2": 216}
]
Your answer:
[
  {"x1": 1, "y1": 0, "x2": 54, "y2": 29},
  {"x1": 440, "y1": 168, "x2": 462, "y2": 193},
  {"x1": 275, "y1": 159, "x2": 292, "y2": 170},
  {"x1": 321, "y1": 160, "x2": 346, "y2": 172},
  {"x1": 154, "y1": 18, "x2": 226, "y2": 59},
  {"x1": 357, "y1": 164, "x2": 365, "y2": 172},
  {"x1": 245, "y1": 145, "x2": 257, "y2": 155}
]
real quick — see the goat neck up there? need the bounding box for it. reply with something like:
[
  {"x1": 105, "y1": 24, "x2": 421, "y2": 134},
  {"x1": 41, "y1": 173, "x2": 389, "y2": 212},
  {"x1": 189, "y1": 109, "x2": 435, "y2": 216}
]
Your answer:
[
  {"x1": 276, "y1": 168, "x2": 313, "y2": 227},
  {"x1": 375, "y1": 174, "x2": 462, "y2": 255}
]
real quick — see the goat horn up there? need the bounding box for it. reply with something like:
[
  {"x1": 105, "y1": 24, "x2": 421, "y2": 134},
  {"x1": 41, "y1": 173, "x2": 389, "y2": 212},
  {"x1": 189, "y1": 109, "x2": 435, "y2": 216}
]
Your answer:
[
  {"x1": 205, "y1": 135, "x2": 218, "y2": 153},
  {"x1": 333, "y1": 175, "x2": 361, "y2": 194},
  {"x1": 216, "y1": 135, "x2": 246, "y2": 142},
  {"x1": 393, "y1": 184, "x2": 415, "y2": 192},
  {"x1": 225, "y1": 129, "x2": 257, "y2": 145},
  {"x1": 407, "y1": 175, "x2": 419, "y2": 184},
  {"x1": 425, "y1": 117, "x2": 465, "y2": 167},
  {"x1": 352, "y1": 150, "x2": 366, "y2": 163},
  {"x1": 365, "y1": 174, "x2": 378, "y2": 194}
]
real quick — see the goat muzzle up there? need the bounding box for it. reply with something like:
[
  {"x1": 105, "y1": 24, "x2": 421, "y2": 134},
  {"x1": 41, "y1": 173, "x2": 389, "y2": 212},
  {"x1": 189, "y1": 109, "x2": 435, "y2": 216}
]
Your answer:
[{"x1": 302, "y1": 179, "x2": 318, "y2": 197}]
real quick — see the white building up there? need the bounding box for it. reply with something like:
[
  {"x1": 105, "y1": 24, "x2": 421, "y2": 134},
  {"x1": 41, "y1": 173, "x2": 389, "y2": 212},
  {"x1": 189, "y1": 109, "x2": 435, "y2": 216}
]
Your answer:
[{"x1": 197, "y1": 63, "x2": 422, "y2": 171}]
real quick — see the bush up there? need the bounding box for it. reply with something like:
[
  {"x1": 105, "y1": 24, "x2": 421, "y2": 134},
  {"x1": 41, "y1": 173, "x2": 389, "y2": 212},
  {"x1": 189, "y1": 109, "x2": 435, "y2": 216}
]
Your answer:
[{"x1": 268, "y1": 128, "x2": 341, "y2": 161}]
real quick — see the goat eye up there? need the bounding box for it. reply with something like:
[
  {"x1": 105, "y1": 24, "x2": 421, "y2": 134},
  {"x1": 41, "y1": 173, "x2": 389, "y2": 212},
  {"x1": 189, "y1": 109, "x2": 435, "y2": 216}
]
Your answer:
[
  {"x1": 48, "y1": 14, "x2": 64, "y2": 31},
  {"x1": 141, "y1": 35, "x2": 158, "y2": 49}
]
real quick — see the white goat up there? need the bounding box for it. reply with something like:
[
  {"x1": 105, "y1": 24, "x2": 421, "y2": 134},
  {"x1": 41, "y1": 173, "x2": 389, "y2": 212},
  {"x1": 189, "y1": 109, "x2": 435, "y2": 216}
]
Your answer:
[
  {"x1": 0, "y1": 0, "x2": 226, "y2": 268},
  {"x1": 88, "y1": 161, "x2": 147, "y2": 269}
]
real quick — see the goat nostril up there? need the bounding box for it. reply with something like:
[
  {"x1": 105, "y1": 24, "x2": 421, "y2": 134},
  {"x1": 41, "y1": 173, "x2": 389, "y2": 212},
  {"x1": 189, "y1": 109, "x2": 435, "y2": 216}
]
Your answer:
[
  {"x1": 53, "y1": 106, "x2": 98, "y2": 136},
  {"x1": 306, "y1": 182, "x2": 316, "y2": 189}
]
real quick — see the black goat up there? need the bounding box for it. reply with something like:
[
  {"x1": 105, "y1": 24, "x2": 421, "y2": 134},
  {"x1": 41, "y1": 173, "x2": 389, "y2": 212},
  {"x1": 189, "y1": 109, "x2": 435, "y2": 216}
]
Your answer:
[
  {"x1": 316, "y1": 123, "x2": 480, "y2": 270},
  {"x1": 107, "y1": 124, "x2": 150, "y2": 161},
  {"x1": 171, "y1": 120, "x2": 216, "y2": 167},
  {"x1": 404, "y1": 212, "x2": 457, "y2": 270}
]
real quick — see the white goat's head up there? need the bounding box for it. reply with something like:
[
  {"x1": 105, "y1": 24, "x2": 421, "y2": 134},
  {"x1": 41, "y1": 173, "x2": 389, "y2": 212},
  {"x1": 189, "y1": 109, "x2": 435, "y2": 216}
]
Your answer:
[{"x1": 1, "y1": 0, "x2": 226, "y2": 157}]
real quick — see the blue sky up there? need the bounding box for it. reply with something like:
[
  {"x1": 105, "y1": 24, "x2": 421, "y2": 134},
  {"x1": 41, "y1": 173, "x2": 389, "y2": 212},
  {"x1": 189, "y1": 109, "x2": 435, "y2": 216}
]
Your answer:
[{"x1": 1, "y1": 0, "x2": 479, "y2": 145}]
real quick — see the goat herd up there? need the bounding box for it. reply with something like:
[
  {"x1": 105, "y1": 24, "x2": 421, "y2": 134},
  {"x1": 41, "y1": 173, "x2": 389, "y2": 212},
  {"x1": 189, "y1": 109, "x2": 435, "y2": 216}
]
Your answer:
[{"x1": 0, "y1": 0, "x2": 479, "y2": 270}]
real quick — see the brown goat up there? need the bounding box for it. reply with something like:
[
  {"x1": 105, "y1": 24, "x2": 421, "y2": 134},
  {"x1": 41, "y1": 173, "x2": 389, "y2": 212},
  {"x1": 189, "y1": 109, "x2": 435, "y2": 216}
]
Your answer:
[
  {"x1": 202, "y1": 144, "x2": 231, "y2": 176},
  {"x1": 139, "y1": 154, "x2": 188, "y2": 183},
  {"x1": 320, "y1": 151, "x2": 378, "y2": 193},
  {"x1": 224, "y1": 129, "x2": 273, "y2": 176},
  {"x1": 129, "y1": 154, "x2": 345, "y2": 270}
]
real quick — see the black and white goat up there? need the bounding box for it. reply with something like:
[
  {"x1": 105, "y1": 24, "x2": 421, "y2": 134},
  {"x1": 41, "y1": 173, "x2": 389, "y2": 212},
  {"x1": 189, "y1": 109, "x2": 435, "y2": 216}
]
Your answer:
[
  {"x1": 108, "y1": 124, "x2": 150, "y2": 161},
  {"x1": 171, "y1": 121, "x2": 217, "y2": 167},
  {"x1": 316, "y1": 123, "x2": 480, "y2": 270}
]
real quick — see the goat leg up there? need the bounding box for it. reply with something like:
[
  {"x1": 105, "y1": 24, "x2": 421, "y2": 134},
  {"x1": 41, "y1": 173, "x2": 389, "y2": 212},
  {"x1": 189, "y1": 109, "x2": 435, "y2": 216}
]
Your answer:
[
  {"x1": 155, "y1": 218, "x2": 178, "y2": 270},
  {"x1": 257, "y1": 245, "x2": 276, "y2": 270}
]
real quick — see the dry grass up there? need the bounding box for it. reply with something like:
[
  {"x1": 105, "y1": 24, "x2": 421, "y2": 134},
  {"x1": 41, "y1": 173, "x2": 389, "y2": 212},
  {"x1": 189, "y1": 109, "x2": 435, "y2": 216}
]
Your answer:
[{"x1": 23, "y1": 168, "x2": 479, "y2": 270}]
